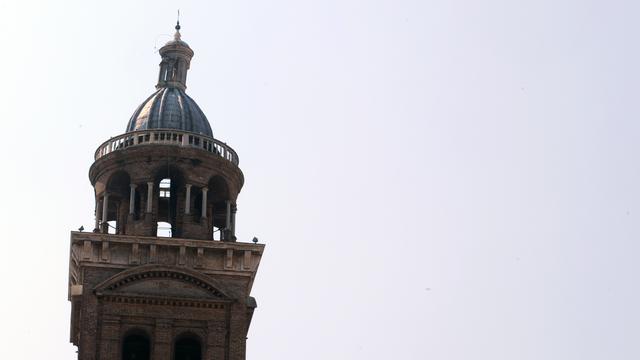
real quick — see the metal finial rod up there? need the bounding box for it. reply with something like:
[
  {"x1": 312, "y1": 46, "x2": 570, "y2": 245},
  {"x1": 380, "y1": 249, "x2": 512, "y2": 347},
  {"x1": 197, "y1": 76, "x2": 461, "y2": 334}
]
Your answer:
[{"x1": 173, "y1": 9, "x2": 182, "y2": 41}]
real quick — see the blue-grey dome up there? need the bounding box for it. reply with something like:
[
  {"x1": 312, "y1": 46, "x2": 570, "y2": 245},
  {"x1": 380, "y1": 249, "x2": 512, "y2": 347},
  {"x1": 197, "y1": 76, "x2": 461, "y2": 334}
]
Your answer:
[{"x1": 125, "y1": 87, "x2": 213, "y2": 137}]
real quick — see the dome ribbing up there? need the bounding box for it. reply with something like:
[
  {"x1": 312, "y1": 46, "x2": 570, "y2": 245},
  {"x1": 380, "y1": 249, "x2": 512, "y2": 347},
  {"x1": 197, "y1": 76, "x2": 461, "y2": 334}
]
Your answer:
[
  {"x1": 125, "y1": 87, "x2": 213, "y2": 136},
  {"x1": 125, "y1": 23, "x2": 213, "y2": 137}
]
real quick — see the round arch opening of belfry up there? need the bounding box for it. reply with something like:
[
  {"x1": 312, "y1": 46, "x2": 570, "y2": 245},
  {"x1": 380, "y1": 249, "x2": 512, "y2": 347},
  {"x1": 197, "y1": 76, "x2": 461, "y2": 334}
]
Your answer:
[
  {"x1": 122, "y1": 329, "x2": 151, "y2": 360},
  {"x1": 173, "y1": 332, "x2": 203, "y2": 360}
]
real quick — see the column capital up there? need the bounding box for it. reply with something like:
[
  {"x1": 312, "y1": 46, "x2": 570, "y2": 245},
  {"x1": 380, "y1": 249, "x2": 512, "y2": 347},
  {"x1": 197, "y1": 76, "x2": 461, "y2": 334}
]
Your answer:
[
  {"x1": 202, "y1": 186, "x2": 209, "y2": 192},
  {"x1": 129, "y1": 183, "x2": 137, "y2": 189},
  {"x1": 147, "y1": 181, "x2": 154, "y2": 187},
  {"x1": 185, "y1": 183, "x2": 192, "y2": 189}
]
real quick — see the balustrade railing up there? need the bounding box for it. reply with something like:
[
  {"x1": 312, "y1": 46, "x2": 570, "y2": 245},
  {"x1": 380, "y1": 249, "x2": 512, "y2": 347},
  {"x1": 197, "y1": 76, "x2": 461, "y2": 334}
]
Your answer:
[{"x1": 94, "y1": 129, "x2": 239, "y2": 165}]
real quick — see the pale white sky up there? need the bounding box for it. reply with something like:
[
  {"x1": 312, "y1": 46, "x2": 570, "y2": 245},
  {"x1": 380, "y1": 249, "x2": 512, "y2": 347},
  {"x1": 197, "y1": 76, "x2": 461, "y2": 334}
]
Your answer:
[{"x1": 0, "y1": 0, "x2": 639, "y2": 359}]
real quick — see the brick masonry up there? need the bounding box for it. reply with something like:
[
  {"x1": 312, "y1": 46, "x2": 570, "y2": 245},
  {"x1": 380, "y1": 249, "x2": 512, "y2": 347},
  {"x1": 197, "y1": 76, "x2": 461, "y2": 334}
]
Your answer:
[{"x1": 70, "y1": 141, "x2": 264, "y2": 360}]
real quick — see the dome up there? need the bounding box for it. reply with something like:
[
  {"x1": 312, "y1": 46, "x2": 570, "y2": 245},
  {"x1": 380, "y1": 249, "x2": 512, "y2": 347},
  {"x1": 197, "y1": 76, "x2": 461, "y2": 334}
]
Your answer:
[
  {"x1": 125, "y1": 87, "x2": 213, "y2": 137},
  {"x1": 164, "y1": 38, "x2": 190, "y2": 47},
  {"x1": 125, "y1": 23, "x2": 213, "y2": 137}
]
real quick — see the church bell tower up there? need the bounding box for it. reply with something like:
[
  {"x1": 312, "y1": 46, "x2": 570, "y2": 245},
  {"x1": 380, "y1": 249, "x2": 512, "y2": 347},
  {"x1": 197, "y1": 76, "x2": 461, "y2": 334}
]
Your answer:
[{"x1": 68, "y1": 23, "x2": 264, "y2": 360}]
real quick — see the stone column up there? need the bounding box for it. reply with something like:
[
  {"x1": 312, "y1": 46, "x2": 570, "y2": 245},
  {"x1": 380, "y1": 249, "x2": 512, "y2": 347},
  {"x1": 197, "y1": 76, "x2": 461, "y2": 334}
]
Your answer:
[
  {"x1": 185, "y1": 184, "x2": 192, "y2": 214},
  {"x1": 94, "y1": 198, "x2": 100, "y2": 231},
  {"x1": 101, "y1": 193, "x2": 109, "y2": 233},
  {"x1": 225, "y1": 200, "x2": 231, "y2": 230},
  {"x1": 201, "y1": 187, "x2": 208, "y2": 218},
  {"x1": 146, "y1": 182, "x2": 154, "y2": 213},
  {"x1": 129, "y1": 184, "x2": 137, "y2": 215},
  {"x1": 231, "y1": 204, "x2": 237, "y2": 239},
  {"x1": 102, "y1": 193, "x2": 109, "y2": 223}
]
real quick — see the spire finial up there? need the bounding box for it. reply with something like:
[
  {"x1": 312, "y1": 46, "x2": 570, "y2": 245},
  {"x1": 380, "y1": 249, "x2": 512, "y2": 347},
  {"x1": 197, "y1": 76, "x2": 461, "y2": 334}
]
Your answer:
[{"x1": 174, "y1": 10, "x2": 181, "y2": 41}]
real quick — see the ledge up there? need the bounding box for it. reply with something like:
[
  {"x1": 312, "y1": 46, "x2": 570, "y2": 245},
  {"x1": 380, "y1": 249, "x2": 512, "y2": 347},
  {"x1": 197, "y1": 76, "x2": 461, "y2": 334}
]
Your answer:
[
  {"x1": 70, "y1": 231, "x2": 263, "y2": 252},
  {"x1": 69, "y1": 231, "x2": 264, "y2": 289}
]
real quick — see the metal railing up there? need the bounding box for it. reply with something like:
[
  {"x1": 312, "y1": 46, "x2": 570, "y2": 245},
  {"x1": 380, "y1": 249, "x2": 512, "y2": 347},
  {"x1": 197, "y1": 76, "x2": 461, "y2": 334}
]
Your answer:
[{"x1": 94, "y1": 129, "x2": 239, "y2": 165}]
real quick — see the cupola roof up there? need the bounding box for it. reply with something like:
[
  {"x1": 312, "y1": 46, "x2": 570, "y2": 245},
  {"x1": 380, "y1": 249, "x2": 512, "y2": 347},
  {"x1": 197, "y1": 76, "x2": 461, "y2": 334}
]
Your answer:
[{"x1": 125, "y1": 22, "x2": 213, "y2": 137}]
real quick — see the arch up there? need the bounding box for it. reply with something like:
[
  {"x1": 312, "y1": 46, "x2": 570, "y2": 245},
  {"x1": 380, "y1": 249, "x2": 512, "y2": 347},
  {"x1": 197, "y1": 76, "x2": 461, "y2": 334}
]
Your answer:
[
  {"x1": 107, "y1": 170, "x2": 132, "y2": 195},
  {"x1": 152, "y1": 164, "x2": 186, "y2": 187},
  {"x1": 207, "y1": 175, "x2": 230, "y2": 203},
  {"x1": 122, "y1": 329, "x2": 150, "y2": 360},
  {"x1": 100, "y1": 170, "x2": 132, "y2": 234},
  {"x1": 95, "y1": 265, "x2": 231, "y2": 300},
  {"x1": 174, "y1": 332, "x2": 202, "y2": 360}
]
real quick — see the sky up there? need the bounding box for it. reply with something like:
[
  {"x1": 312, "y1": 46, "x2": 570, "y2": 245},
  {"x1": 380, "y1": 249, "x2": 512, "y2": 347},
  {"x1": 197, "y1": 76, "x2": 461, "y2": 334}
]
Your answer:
[{"x1": 0, "y1": 0, "x2": 639, "y2": 359}]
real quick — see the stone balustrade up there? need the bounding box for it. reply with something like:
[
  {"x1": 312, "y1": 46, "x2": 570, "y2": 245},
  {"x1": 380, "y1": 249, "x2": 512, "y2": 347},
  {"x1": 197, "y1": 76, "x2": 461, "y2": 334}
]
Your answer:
[{"x1": 94, "y1": 129, "x2": 239, "y2": 165}]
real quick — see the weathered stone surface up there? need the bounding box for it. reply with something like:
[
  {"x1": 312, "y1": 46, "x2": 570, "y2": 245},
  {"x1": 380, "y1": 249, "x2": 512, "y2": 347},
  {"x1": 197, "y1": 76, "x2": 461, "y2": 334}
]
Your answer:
[
  {"x1": 69, "y1": 232, "x2": 263, "y2": 360},
  {"x1": 90, "y1": 144, "x2": 244, "y2": 240}
]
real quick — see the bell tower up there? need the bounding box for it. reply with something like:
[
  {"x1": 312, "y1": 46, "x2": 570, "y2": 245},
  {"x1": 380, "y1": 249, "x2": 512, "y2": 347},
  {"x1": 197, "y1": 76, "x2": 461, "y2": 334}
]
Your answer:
[{"x1": 68, "y1": 23, "x2": 264, "y2": 360}]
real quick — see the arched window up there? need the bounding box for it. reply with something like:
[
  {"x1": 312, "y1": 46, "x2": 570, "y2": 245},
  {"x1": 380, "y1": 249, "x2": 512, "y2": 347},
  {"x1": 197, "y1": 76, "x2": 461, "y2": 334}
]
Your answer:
[
  {"x1": 122, "y1": 333, "x2": 150, "y2": 360},
  {"x1": 174, "y1": 336, "x2": 201, "y2": 360}
]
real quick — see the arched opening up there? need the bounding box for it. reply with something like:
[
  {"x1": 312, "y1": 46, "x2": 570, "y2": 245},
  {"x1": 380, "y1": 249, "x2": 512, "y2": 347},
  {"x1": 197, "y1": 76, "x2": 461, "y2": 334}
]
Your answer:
[
  {"x1": 163, "y1": 65, "x2": 170, "y2": 82},
  {"x1": 208, "y1": 176, "x2": 232, "y2": 241},
  {"x1": 107, "y1": 220, "x2": 117, "y2": 234},
  {"x1": 153, "y1": 166, "x2": 184, "y2": 238},
  {"x1": 157, "y1": 221, "x2": 172, "y2": 237},
  {"x1": 157, "y1": 177, "x2": 173, "y2": 237},
  {"x1": 122, "y1": 333, "x2": 150, "y2": 360},
  {"x1": 192, "y1": 187, "x2": 203, "y2": 220},
  {"x1": 171, "y1": 62, "x2": 179, "y2": 81},
  {"x1": 104, "y1": 171, "x2": 131, "y2": 234},
  {"x1": 134, "y1": 190, "x2": 142, "y2": 219},
  {"x1": 174, "y1": 335, "x2": 201, "y2": 360}
]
